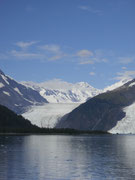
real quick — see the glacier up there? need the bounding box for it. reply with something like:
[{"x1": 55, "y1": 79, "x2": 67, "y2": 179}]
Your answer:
[
  {"x1": 21, "y1": 79, "x2": 101, "y2": 128},
  {"x1": 109, "y1": 102, "x2": 135, "y2": 134},
  {"x1": 22, "y1": 78, "x2": 133, "y2": 129},
  {"x1": 22, "y1": 103, "x2": 80, "y2": 128}
]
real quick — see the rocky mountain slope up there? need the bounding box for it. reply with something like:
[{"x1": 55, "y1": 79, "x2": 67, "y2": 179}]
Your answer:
[
  {"x1": 56, "y1": 79, "x2": 135, "y2": 133},
  {"x1": 0, "y1": 69, "x2": 48, "y2": 114}
]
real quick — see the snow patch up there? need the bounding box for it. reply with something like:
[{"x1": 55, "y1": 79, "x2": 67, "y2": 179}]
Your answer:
[
  {"x1": 129, "y1": 82, "x2": 135, "y2": 87},
  {"x1": 23, "y1": 98, "x2": 35, "y2": 104},
  {"x1": 109, "y1": 102, "x2": 135, "y2": 134},
  {"x1": 22, "y1": 103, "x2": 80, "y2": 128},
  {"x1": 104, "y1": 78, "x2": 131, "y2": 92},
  {"x1": 1, "y1": 75, "x2": 9, "y2": 85},
  {"x1": 14, "y1": 87, "x2": 23, "y2": 96},
  {"x1": 3, "y1": 91, "x2": 10, "y2": 96},
  {"x1": 0, "y1": 83, "x2": 4, "y2": 88}
]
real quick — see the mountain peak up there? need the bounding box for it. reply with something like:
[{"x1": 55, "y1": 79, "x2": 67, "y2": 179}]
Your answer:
[
  {"x1": 75, "y1": 82, "x2": 95, "y2": 89},
  {"x1": 76, "y1": 82, "x2": 89, "y2": 86},
  {"x1": 22, "y1": 80, "x2": 101, "y2": 103},
  {"x1": 0, "y1": 69, "x2": 5, "y2": 75},
  {"x1": 103, "y1": 78, "x2": 132, "y2": 92}
]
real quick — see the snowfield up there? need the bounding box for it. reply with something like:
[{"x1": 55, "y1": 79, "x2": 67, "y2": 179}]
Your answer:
[
  {"x1": 22, "y1": 103, "x2": 80, "y2": 128},
  {"x1": 109, "y1": 102, "x2": 135, "y2": 134},
  {"x1": 22, "y1": 79, "x2": 101, "y2": 103}
]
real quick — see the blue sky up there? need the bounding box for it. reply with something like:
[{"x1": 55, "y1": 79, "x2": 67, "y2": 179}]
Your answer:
[{"x1": 0, "y1": 0, "x2": 135, "y2": 88}]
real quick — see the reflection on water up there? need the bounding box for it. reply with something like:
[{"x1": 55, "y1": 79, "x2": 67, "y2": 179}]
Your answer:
[{"x1": 0, "y1": 135, "x2": 135, "y2": 180}]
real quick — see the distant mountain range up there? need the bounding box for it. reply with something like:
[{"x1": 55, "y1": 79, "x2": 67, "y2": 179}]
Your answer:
[
  {"x1": 1, "y1": 68, "x2": 135, "y2": 134},
  {"x1": 0, "y1": 69, "x2": 48, "y2": 114},
  {"x1": 56, "y1": 79, "x2": 135, "y2": 134},
  {"x1": 22, "y1": 78, "x2": 132, "y2": 130},
  {"x1": 22, "y1": 78, "x2": 131, "y2": 103},
  {"x1": 22, "y1": 80, "x2": 101, "y2": 103}
]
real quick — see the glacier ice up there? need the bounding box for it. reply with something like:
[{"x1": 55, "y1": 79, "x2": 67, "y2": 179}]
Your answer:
[
  {"x1": 109, "y1": 102, "x2": 135, "y2": 134},
  {"x1": 22, "y1": 103, "x2": 80, "y2": 128}
]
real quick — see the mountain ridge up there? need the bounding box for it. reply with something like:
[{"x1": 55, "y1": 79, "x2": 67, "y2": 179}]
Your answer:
[
  {"x1": 0, "y1": 104, "x2": 38, "y2": 131},
  {"x1": 56, "y1": 79, "x2": 135, "y2": 133},
  {"x1": 0, "y1": 69, "x2": 48, "y2": 114},
  {"x1": 1, "y1": 68, "x2": 134, "y2": 133},
  {"x1": 22, "y1": 79, "x2": 102, "y2": 103}
]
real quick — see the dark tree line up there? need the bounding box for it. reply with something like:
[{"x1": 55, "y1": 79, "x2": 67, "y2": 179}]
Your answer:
[{"x1": 0, "y1": 104, "x2": 108, "y2": 134}]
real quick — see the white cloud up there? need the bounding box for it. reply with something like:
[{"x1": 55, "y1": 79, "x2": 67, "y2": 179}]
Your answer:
[
  {"x1": 89, "y1": 72, "x2": 96, "y2": 76},
  {"x1": 39, "y1": 44, "x2": 66, "y2": 61},
  {"x1": 40, "y1": 44, "x2": 61, "y2": 54},
  {"x1": 15, "y1": 41, "x2": 38, "y2": 49},
  {"x1": 118, "y1": 57, "x2": 134, "y2": 64},
  {"x1": 79, "y1": 5, "x2": 102, "y2": 15},
  {"x1": 115, "y1": 71, "x2": 135, "y2": 80},
  {"x1": 3, "y1": 42, "x2": 129, "y2": 68},
  {"x1": 76, "y1": 49, "x2": 98, "y2": 64},
  {"x1": 76, "y1": 49, "x2": 93, "y2": 57},
  {"x1": 8, "y1": 43, "x2": 67, "y2": 61},
  {"x1": 49, "y1": 54, "x2": 67, "y2": 61},
  {"x1": 77, "y1": 49, "x2": 108, "y2": 65},
  {"x1": 10, "y1": 50, "x2": 45, "y2": 60}
]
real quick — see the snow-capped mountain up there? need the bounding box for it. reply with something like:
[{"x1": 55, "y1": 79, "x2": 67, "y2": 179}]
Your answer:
[
  {"x1": 22, "y1": 78, "x2": 132, "y2": 104},
  {"x1": 56, "y1": 79, "x2": 135, "y2": 134},
  {"x1": 0, "y1": 69, "x2": 48, "y2": 113},
  {"x1": 22, "y1": 79, "x2": 101, "y2": 128},
  {"x1": 1, "y1": 67, "x2": 135, "y2": 133},
  {"x1": 103, "y1": 78, "x2": 131, "y2": 92},
  {"x1": 22, "y1": 79, "x2": 101, "y2": 103},
  {"x1": 22, "y1": 78, "x2": 134, "y2": 130}
]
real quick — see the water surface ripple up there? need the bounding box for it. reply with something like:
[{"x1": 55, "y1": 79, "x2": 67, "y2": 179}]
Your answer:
[{"x1": 0, "y1": 135, "x2": 135, "y2": 180}]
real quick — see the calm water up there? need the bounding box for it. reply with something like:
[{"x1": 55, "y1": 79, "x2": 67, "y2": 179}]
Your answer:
[{"x1": 0, "y1": 135, "x2": 135, "y2": 180}]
